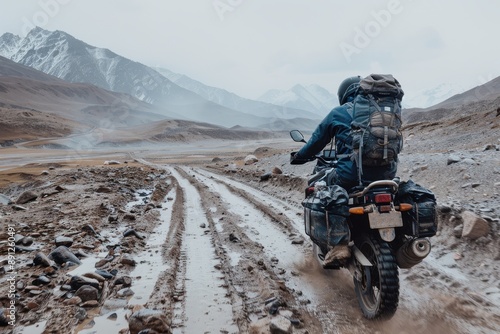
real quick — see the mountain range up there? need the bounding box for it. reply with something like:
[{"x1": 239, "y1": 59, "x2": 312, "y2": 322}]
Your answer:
[{"x1": 0, "y1": 27, "x2": 321, "y2": 129}]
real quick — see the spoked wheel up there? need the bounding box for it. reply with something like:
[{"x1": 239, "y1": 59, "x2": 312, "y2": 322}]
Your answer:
[{"x1": 353, "y1": 235, "x2": 399, "y2": 319}]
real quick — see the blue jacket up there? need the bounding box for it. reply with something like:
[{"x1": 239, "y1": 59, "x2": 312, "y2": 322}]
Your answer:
[{"x1": 295, "y1": 103, "x2": 397, "y2": 190}]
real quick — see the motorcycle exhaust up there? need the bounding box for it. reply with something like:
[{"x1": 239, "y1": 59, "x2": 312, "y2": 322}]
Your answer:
[{"x1": 396, "y1": 238, "x2": 431, "y2": 269}]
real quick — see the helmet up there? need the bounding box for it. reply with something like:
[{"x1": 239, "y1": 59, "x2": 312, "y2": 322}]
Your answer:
[{"x1": 337, "y1": 76, "x2": 361, "y2": 105}]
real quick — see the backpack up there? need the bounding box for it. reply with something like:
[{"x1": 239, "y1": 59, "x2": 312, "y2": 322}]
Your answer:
[{"x1": 348, "y1": 74, "x2": 404, "y2": 182}]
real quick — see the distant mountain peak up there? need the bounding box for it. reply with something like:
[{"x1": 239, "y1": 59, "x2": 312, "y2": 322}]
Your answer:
[{"x1": 258, "y1": 84, "x2": 337, "y2": 116}]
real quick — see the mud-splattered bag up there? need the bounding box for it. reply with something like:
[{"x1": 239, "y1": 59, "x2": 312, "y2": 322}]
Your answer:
[{"x1": 396, "y1": 180, "x2": 437, "y2": 237}]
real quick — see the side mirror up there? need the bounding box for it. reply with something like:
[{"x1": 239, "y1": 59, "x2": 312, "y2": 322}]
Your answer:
[{"x1": 290, "y1": 130, "x2": 306, "y2": 143}]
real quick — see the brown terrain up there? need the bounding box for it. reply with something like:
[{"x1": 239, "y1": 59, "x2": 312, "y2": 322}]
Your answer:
[{"x1": 0, "y1": 58, "x2": 499, "y2": 333}]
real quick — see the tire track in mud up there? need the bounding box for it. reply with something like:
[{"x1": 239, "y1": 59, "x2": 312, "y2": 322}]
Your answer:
[
  {"x1": 166, "y1": 167, "x2": 239, "y2": 334},
  {"x1": 189, "y1": 167, "x2": 468, "y2": 334},
  {"x1": 134, "y1": 160, "x2": 475, "y2": 334}
]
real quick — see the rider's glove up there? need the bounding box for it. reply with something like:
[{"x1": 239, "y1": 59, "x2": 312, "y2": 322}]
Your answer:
[{"x1": 290, "y1": 152, "x2": 310, "y2": 165}]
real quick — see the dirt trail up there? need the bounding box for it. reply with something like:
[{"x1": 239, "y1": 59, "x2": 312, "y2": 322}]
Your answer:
[{"x1": 1, "y1": 152, "x2": 499, "y2": 334}]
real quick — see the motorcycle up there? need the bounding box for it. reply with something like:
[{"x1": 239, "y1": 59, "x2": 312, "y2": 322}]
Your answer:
[{"x1": 290, "y1": 130, "x2": 435, "y2": 319}]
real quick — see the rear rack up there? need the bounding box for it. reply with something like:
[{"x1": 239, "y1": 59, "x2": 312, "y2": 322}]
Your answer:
[{"x1": 349, "y1": 180, "x2": 399, "y2": 198}]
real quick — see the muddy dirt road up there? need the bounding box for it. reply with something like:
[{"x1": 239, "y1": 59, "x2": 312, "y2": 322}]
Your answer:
[{"x1": 1, "y1": 146, "x2": 499, "y2": 333}]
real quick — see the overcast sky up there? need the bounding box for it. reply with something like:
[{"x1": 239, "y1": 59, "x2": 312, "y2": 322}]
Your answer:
[{"x1": 2, "y1": 0, "x2": 500, "y2": 101}]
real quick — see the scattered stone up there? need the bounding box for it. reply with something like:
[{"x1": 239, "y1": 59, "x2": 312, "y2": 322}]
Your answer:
[
  {"x1": 74, "y1": 307, "x2": 87, "y2": 321},
  {"x1": 55, "y1": 236, "x2": 74, "y2": 247},
  {"x1": 120, "y1": 254, "x2": 136, "y2": 266},
  {"x1": 17, "y1": 236, "x2": 34, "y2": 246},
  {"x1": 229, "y1": 233, "x2": 239, "y2": 242},
  {"x1": 70, "y1": 276, "x2": 100, "y2": 290},
  {"x1": 63, "y1": 296, "x2": 82, "y2": 306},
  {"x1": 483, "y1": 144, "x2": 497, "y2": 151},
  {"x1": 83, "y1": 272, "x2": 106, "y2": 282},
  {"x1": 75, "y1": 285, "x2": 99, "y2": 302},
  {"x1": 107, "y1": 313, "x2": 118, "y2": 320},
  {"x1": 81, "y1": 300, "x2": 99, "y2": 308},
  {"x1": 108, "y1": 214, "x2": 119, "y2": 222},
  {"x1": 115, "y1": 276, "x2": 132, "y2": 287},
  {"x1": 26, "y1": 301, "x2": 40, "y2": 310},
  {"x1": 123, "y1": 213, "x2": 136, "y2": 220},
  {"x1": 41, "y1": 170, "x2": 49, "y2": 175},
  {"x1": 260, "y1": 172, "x2": 272, "y2": 182},
  {"x1": 16, "y1": 191, "x2": 38, "y2": 204},
  {"x1": 447, "y1": 154, "x2": 461, "y2": 165},
  {"x1": 96, "y1": 186, "x2": 112, "y2": 193},
  {"x1": 82, "y1": 224, "x2": 98, "y2": 236},
  {"x1": 32, "y1": 275, "x2": 51, "y2": 286},
  {"x1": 291, "y1": 237, "x2": 304, "y2": 245},
  {"x1": 269, "y1": 315, "x2": 293, "y2": 334},
  {"x1": 463, "y1": 158, "x2": 477, "y2": 165},
  {"x1": 199, "y1": 223, "x2": 206, "y2": 228},
  {"x1": 123, "y1": 229, "x2": 143, "y2": 239},
  {"x1": 453, "y1": 225, "x2": 463, "y2": 238},
  {"x1": 49, "y1": 246, "x2": 81, "y2": 265},
  {"x1": 95, "y1": 270, "x2": 115, "y2": 279},
  {"x1": 272, "y1": 167, "x2": 283, "y2": 174},
  {"x1": 461, "y1": 211, "x2": 490, "y2": 239},
  {"x1": 128, "y1": 309, "x2": 170, "y2": 334},
  {"x1": 117, "y1": 288, "x2": 134, "y2": 298},
  {"x1": 244, "y1": 155, "x2": 259, "y2": 165},
  {"x1": 104, "y1": 160, "x2": 121, "y2": 165},
  {"x1": 12, "y1": 204, "x2": 27, "y2": 211},
  {"x1": 212, "y1": 157, "x2": 222, "y2": 163}
]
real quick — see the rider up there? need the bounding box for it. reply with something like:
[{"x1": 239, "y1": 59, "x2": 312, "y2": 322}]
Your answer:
[{"x1": 290, "y1": 76, "x2": 398, "y2": 266}]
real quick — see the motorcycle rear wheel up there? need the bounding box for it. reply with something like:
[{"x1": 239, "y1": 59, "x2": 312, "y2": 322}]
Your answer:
[{"x1": 353, "y1": 235, "x2": 399, "y2": 319}]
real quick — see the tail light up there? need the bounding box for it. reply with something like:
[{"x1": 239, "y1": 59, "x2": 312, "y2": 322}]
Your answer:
[{"x1": 375, "y1": 193, "x2": 392, "y2": 203}]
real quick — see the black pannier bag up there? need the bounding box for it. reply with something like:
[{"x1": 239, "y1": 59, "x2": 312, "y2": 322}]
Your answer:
[
  {"x1": 302, "y1": 184, "x2": 349, "y2": 249},
  {"x1": 397, "y1": 180, "x2": 437, "y2": 237}
]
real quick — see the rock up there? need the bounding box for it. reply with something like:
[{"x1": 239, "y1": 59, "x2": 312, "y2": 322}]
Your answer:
[
  {"x1": 120, "y1": 254, "x2": 136, "y2": 266},
  {"x1": 41, "y1": 170, "x2": 49, "y2": 175},
  {"x1": 12, "y1": 204, "x2": 27, "y2": 211},
  {"x1": 128, "y1": 309, "x2": 170, "y2": 334},
  {"x1": 104, "y1": 160, "x2": 121, "y2": 165},
  {"x1": 123, "y1": 229, "x2": 143, "y2": 239},
  {"x1": 483, "y1": 144, "x2": 497, "y2": 151},
  {"x1": 260, "y1": 172, "x2": 272, "y2": 181},
  {"x1": 123, "y1": 213, "x2": 136, "y2": 220},
  {"x1": 70, "y1": 276, "x2": 100, "y2": 290},
  {"x1": 49, "y1": 246, "x2": 81, "y2": 265},
  {"x1": 83, "y1": 272, "x2": 106, "y2": 282},
  {"x1": 81, "y1": 300, "x2": 99, "y2": 308},
  {"x1": 463, "y1": 158, "x2": 477, "y2": 165},
  {"x1": 117, "y1": 288, "x2": 134, "y2": 298},
  {"x1": 63, "y1": 296, "x2": 82, "y2": 305},
  {"x1": 95, "y1": 270, "x2": 115, "y2": 279},
  {"x1": 75, "y1": 285, "x2": 99, "y2": 302},
  {"x1": 82, "y1": 224, "x2": 98, "y2": 236},
  {"x1": 108, "y1": 214, "x2": 119, "y2": 222},
  {"x1": 74, "y1": 307, "x2": 87, "y2": 321},
  {"x1": 447, "y1": 154, "x2": 461, "y2": 165},
  {"x1": 96, "y1": 186, "x2": 112, "y2": 193},
  {"x1": 229, "y1": 233, "x2": 239, "y2": 242},
  {"x1": 272, "y1": 167, "x2": 283, "y2": 175},
  {"x1": 212, "y1": 157, "x2": 222, "y2": 163},
  {"x1": 291, "y1": 237, "x2": 304, "y2": 245},
  {"x1": 32, "y1": 275, "x2": 51, "y2": 286},
  {"x1": 115, "y1": 276, "x2": 132, "y2": 287},
  {"x1": 55, "y1": 236, "x2": 74, "y2": 247},
  {"x1": 15, "y1": 191, "x2": 38, "y2": 204},
  {"x1": 269, "y1": 315, "x2": 293, "y2": 334},
  {"x1": 453, "y1": 224, "x2": 463, "y2": 238},
  {"x1": 244, "y1": 155, "x2": 259, "y2": 165},
  {"x1": 461, "y1": 211, "x2": 490, "y2": 239}
]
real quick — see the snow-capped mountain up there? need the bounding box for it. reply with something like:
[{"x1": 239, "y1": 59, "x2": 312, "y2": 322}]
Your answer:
[
  {"x1": 258, "y1": 84, "x2": 338, "y2": 117},
  {"x1": 0, "y1": 27, "x2": 294, "y2": 128},
  {"x1": 403, "y1": 83, "x2": 466, "y2": 109},
  {"x1": 154, "y1": 67, "x2": 320, "y2": 120}
]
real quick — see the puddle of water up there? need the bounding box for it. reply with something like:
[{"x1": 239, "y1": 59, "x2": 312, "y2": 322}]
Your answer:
[
  {"x1": 74, "y1": 188, "x2": 175, "y2": 333},
  {"x1": 169, "y1": 168, "x2": 238, "y2": 334},
  {"x1": 77, "y1": 309, "x2": 129, "y2": 334},
  {"x1": 14, "y1": 320, "x2": 48, "y2": 334},
  {"x1": 127, "y1": 191, "x2": 174, "y2": 305}
]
